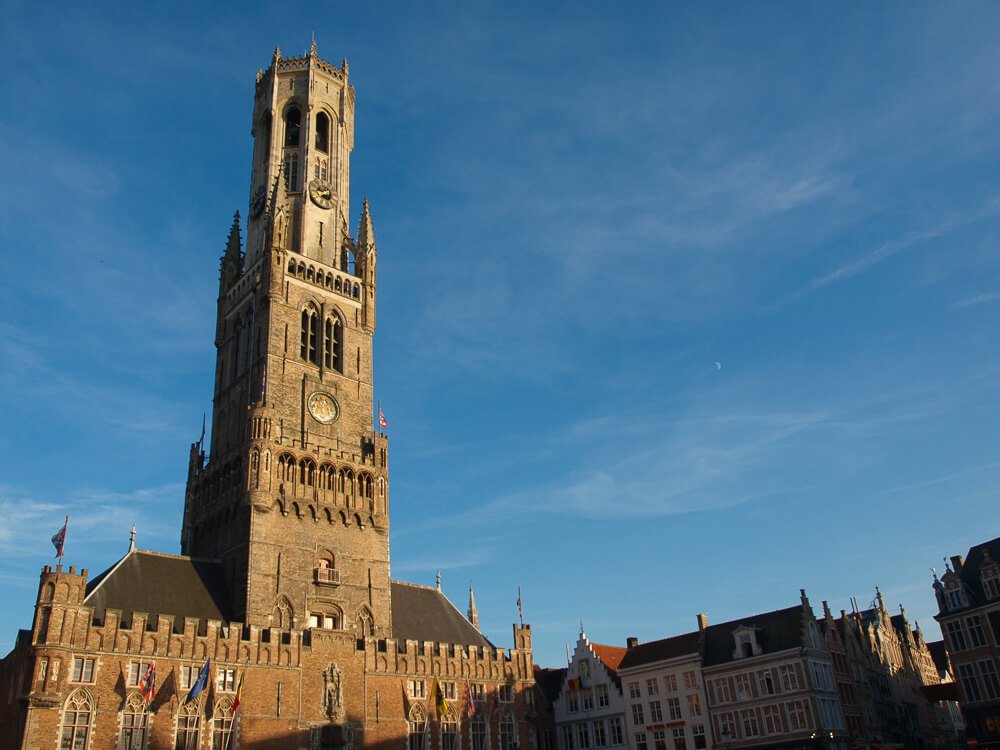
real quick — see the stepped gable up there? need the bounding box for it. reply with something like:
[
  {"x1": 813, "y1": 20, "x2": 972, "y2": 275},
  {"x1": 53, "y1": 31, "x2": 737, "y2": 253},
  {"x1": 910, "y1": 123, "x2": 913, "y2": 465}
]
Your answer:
[
  {"x1": 618, "y1": 630, "x2": 700, "y2": 670},
  {"x1": 390, "y1": 580, "x2": 494, "y2": 648},
  {"x1": 701, "y1": 604, "x2": 804, "y2": 666},
  {"x1": 84, "y1": 549, "x2": 233, "y2": 623}
]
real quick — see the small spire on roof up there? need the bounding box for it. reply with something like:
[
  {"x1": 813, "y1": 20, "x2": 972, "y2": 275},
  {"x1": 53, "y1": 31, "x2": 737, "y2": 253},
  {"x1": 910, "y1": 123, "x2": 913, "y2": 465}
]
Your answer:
[
  {"x1": 342, "y1": 57, "x2": 349, "y2": 76},
  {"x1": 273, "y1": 45, "x2": 282, "y2": 62},
  {"x1": 467, "y1": 583, "x2": 479, "y2": 631},
  {"x1": 129, "y1": 525, "x2": 136, "y2": 552},
  {"x1": 435, "y1": 570, "x2": 441, "y2": 590}
]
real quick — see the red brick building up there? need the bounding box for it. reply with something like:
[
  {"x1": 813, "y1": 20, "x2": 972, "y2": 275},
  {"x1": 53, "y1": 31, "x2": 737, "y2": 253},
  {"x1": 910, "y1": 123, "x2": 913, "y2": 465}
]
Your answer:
[{"x1": 0, "y1": 42, "x2": 535, "y2": 750}]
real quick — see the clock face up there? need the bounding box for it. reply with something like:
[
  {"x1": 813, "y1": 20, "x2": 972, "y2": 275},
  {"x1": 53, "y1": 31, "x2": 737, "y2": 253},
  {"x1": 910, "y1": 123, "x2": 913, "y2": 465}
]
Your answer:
[
  {"x1": 308, "y1": 392, "x2": 340, "y2": 424},
  {"x1": 309, "y1": 179, "x2": 334, "y2": 209}
]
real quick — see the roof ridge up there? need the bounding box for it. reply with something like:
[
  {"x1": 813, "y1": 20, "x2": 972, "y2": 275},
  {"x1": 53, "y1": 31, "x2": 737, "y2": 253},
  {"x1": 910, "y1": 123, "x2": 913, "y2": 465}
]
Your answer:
[
  {"x1": 83, "y1": 547, "x2": 136, "y2": 603},
  {"x1": 132, "y1": 549, "x2": 222, "y2": 564},
  {"x1": 707, "y1": 603, "x2": 803, "y2": 629},
  {"x1": 390, "y1": 579, "x2": 439, "y2": 591}
]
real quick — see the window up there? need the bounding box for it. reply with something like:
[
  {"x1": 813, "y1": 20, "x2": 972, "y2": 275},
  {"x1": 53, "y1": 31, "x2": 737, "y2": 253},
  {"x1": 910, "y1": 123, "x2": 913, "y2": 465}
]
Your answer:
[
  {"x1": 444, "y1": 682, "x2": 457, "y2": 700},
  {"x1": 667, "y1": 697, "x2": 681, "y2": 721},
  {"x1": 968, "y1": 616, "x2": 988, "y2": 648},
  {"x1": 119, "y1": 692, "x2": 148, "y2": 750},
  {"x1": 127, "y1": 661, "x2": 153, "y2": 687},
  {"x1": 216, "y1": 668, "x2": 236, "y2": 692},
  {"x1": 672, "y1": 728, "x2": 686, "y2": 750},
  {"x1": 959, "y1": 663, "x2": 983, "y2": 702},
  {"x1": 646, "y1": 678, "x2": 659, "y2": 696},
  {"x1": 980, "y1": 660, "x2": 1000, "y2": 700},
  {"x1": 984, "y1": 565, "x2": 1000, "y2": 600},
  {"x1": 61, "y1": 689, "x2": 93, "y2": 750},
  {"x1": 500, "y1": 713, "x2": 516, "y2": 750},
  {"x1": 577, "y1": 724, "x2": 590, "y2": 750},
  {"x1": 441, "y1": 710, "x2": 459, "y2": 750},
  {"x1": 608, "y1": 718, "x2": 623, "y2": 746},
  {"x1": 946, "y1": 621, "x2": 969, "y2": 651},
  {"x1": 741, "y1": 709, "x2": 759, "y2": 737},
  {"x1": 596, "y1": 684, "x2": 609, "y2": 708},
  {"x1": 568, "y1": 690, "x2": 579, "y2": 713},
  {"x1": 778, "y1": 664, "x2": 799, "y2": 691},
  {"x1": 756, "y1": 669, "x2": 774, "y2": 695},
  {"x1": 71, "y1": 657, "x2": 96, "y2": 683},
  {"x1": 735, "y1": 674, "x2": 752, "y2": 700},
  {"x1": 687, "y1": 694, "x2": 701, "y2": 717},
  {"x1": 592, "y1": 720, "x2": 607, "y2": 747},
  {"x1": 175, "y1": 703, "x2": 201, "y2": 750},
  {"x1": 301, "y1": 308, "x2": 319, "y2": 364},
  {"x1": 713, "y1": 678, "x2": 732, "y2": 703},
  {"x1": 628, "y1": 681, "x2": 641, "y2": 699},
  {"x1": 471, "y1": 683, "x2": 486, "y2": 700},
  {"x1": 692, "y1": 725, "x2": 706, "y2": 750},
  {"x1": 561, "y1": 726, "x2": 575, "y2": 750},
  {"x1": 284, "y1": 152, "x2": 300, "y2": 192},
  {"x1": 315, "y1": 112, "x2": 330, "y2": 153},
  {"x1": 785, "y1": 700, "x2": 808, "y2": 731},
  {"x1": 580, "y1": 661, "x2": 590, "y2": 680},
  {"x1": 634, "y1": 733, "x2": 647, "y2": 750},
  {"x1": 179, "y1": 665, "x2": 198, "y2": 690},
  {"x1": 499, "y1": 684, "x2": 514, "y2": 703},
  {"x1": 324, "y1": 317, "x2": 343, "y2": 372},
  {"x1": 649, "y1": 700, "x2": 662, "y2": 723},
  {"x1": 582, "y1": 688, "x2": 594, "y2": 710},
  {"x1": 683, "y1": 670, "x2": 697, "y2": 689},
  {"x1": 408, "y1": 679, "x2": 426, "y2": 698},
  {"x1": 284, "y1": 107, "x2": 301, "y2": 148},
  {"x1": 717, "y1": 712, "x2": 736, "y2": 742},
  {"x1": 473, "y1": 711, "x2": 489, "y2": 750},
  {"x1": 762, "y1": 705, "x2": 781, "y2": 734},
  {"x1": 408, "y1": 705, "x2": 427, "y2": 750},
  {"x1": 211, "y1": 698, "x2": 235, "y2": 750},
  {"x1": 631, "y1": 704, "x2": 645, "y2": 726},
  {"x1": 664, "y1": 674, "x2": 677, "y2": 692},
  {"x1": 652, "y1": 730, "x2": 666, "y2": 750}
]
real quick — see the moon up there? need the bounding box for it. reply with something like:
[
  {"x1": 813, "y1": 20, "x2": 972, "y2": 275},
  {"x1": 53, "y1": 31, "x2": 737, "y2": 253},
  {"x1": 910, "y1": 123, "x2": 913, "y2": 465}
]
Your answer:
[{"x1": 715, "y1": 361, "x2": 722, "y2": 370}]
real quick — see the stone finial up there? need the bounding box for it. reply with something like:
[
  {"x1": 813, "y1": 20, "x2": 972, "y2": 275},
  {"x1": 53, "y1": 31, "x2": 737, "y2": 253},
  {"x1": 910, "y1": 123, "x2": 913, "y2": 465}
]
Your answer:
[
  {"x1": 273, "y1": 45, "x2": 282, "y2": 62},
  {"x1": 435, "y1": 570, "x2": 441, "y2": 590}
]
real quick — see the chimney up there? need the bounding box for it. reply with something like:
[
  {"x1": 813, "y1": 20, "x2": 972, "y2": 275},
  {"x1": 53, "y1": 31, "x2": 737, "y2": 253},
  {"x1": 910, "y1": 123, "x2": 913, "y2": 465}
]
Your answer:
[
  {"x1": 626, "y1": 636, "x2": 638, "y2": 649},
  {"x1": 697, "y1": 613, "x2": 708, "y2": 631},
  {"x1": 951, "y1": 555, "x2": 964, "y2": 573}
]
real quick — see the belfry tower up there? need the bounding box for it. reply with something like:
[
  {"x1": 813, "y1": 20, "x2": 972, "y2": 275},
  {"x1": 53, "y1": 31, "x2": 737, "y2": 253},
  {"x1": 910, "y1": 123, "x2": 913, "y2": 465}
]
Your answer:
[{"x1": 182, "y1": 43, "x2": 389, "y2": 635}]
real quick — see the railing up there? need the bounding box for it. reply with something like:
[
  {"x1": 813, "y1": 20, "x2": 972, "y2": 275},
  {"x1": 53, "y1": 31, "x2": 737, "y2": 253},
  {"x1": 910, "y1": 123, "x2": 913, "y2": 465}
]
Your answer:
[{"x1": 315, "y1": 567, "x2": 341, "y2": 585}]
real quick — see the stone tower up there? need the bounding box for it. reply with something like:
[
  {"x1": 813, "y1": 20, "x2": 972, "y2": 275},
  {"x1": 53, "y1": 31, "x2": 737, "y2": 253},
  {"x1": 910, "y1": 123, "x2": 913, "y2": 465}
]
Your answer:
[{"x1": 181, "y1": 42, "x2": 389, "y2": 636}]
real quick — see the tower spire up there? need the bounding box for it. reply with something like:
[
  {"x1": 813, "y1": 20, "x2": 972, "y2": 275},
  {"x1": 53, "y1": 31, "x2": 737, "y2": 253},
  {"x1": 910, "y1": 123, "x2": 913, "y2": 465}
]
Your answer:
[
  {"x1": 467, "y1": 584, "x2": 479, "y2": 631},
  {"x1": 357, "y1": 198, "x2": 376, "y2": 254}
]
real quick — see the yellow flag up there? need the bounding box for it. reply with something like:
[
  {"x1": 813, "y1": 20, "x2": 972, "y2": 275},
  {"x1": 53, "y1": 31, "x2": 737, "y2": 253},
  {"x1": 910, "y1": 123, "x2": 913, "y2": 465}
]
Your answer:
[{"x1": 432, "y1": 675, "x2": 450, "y2": 717}]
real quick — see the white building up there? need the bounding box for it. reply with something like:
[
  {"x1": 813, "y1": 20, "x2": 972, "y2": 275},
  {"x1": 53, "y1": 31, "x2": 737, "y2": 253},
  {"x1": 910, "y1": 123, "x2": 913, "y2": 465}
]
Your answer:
[{"x1": 554, "y1": 632, "x2": 630, "y2": 750}]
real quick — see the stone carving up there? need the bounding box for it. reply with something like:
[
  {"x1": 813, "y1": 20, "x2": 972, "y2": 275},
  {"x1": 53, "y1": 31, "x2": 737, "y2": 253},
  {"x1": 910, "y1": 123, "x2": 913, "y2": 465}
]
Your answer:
[{"x1": 324, "y1": 662, "x2": 344, "y2": 720}]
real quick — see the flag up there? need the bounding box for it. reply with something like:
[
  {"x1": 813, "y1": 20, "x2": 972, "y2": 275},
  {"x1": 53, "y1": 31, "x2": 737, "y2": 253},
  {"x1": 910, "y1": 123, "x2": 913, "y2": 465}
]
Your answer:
[
  {"x1": 51, "y1": 517, "x2": 68, "y2": 558},
  {"x1": 139, "y1": 662, "x2": 157, "y2": 704},
  {"x1": 231, "y1": 670, "x2": 244, "y2": 715},
  {"x1": 184, "y1": 659, "x2": 211, "y2": 705},
  {"x1": 463, "y1": 680, "x2": 476, "y2": 719},
  {"x1": 432, "y1": 675, "x2": 450, "y2": 717},
  {"x1": 516, "y1": 589, "x2": 523, "y2": 621},
  {"x1": 379, "y1": 407, "x2": 388, "y2": 429}
]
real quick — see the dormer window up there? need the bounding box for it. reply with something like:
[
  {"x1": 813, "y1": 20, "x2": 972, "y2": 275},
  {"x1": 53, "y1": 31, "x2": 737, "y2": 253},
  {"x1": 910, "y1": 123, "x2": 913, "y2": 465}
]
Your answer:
[
  {"x1": 732, "y1": 626, "x2": 762, "y2": 659},
  {"x1": 981, "y1": 554, "x2": 1000, "y2": 600},
  {"x1": 946, "y1": 581, "x2": 967, "y2": 610}
]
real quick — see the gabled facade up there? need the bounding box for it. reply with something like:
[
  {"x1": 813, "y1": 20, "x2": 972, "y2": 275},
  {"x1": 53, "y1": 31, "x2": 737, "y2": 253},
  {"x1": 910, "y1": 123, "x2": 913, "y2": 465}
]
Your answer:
[
  {"x1": 0, "y1": 43, "x2": 536, "y2": 750},
  {"x1": 618, "y1": 627, "x2": 711, "y2": 750},
  {"x1": 934, "y1": 537, "x2": 1000, "y2": 749},
  {"x1": 553, "y1": 633, "x2": 628, "y2": 750}
]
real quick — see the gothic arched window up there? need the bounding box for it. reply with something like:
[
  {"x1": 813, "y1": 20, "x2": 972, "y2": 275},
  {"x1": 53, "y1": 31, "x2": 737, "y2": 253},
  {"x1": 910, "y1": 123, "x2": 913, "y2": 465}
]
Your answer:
[
  {"x1": 441, "y1": 707, "x2": 459, "y2": 750},
  {"x1": 61, "y1": 689, "x2": 93, "y2": 750},
  {"x1": 119, "y1": 692, "x2": 148, "y2": 750},
  {"x1": 324, "y1": 316, "x2": 343, "y2": 372},
  {"x1": 175, "y1": 702, "x2": 201, "y2": 749},
  {"x1": 500, "y1": 709, "x2": 516, "y2": 750},
  {"x1": 301, "y1": 308, "x2": 319, "y2": 365},
  {"x1": 211, "y1": 697, "x2": 235, "y2": 750},
  {"x1": 315, "y1": 112, "x2": 330, "y2": 154},
  {"x1": 284, "y1": 107, "x2": 301, "y2": 148},
  {"x1": 408, "y1": 704, "x2": 427, "y2": 750},
  {"x1": 472, "y1": 709, "x2": 489, "y2": 750}
]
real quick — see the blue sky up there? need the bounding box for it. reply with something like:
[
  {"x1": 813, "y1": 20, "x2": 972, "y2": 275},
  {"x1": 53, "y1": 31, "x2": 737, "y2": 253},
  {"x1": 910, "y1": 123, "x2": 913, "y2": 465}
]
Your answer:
[{"x1": 1, "y1": 1, "x2": 999, "y2": 667}]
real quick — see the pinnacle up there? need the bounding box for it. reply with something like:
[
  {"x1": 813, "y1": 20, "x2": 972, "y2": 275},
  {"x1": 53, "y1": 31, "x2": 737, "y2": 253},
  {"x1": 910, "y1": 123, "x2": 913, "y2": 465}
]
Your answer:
[
  {"x1": 310, "y1": 39, "x2": 318, "y2": 57},
  {"x1": 357, "y1": 199, "x2": 376, "y2": 252}
]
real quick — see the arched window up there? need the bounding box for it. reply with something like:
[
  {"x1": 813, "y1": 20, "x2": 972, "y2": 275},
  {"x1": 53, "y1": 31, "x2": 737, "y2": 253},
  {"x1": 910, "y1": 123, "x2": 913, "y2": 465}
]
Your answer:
[
  {"x1": 211, "y1": 697, "x2": 235, "y2": 750},
  {"x1": 272, "y1": 598, "x2": 293, "y2": 630},
  {"x1": 472, "y1": 709, "x2": 489, "y2": 750},
  {"x1": 176, "y1": 702, "x2": 201, "y2": 750},
  {"x1": 301, "y1": 308, "x2": 319, "y2": 365},
  {"x1": 315, "y1": 112, "x2": 330, "y2": 154},
  {"x1": 119, "y1": 692, "x2": 148, "y2": 750},
  {"x1": 324, "y1": 316, "x2": 343, "y2": 372},
  {"x1": 441, "y1": 707, "x2": 459, "y2": 750},
  {"x1": 356, "y1": 608, "x2": 374, "y2": 637},
  {"x1": 61, "y1": 689, "x2": 93, "y2": 750},
  {"x1": 284, "y1": 107, "x2": 301, "y2": 148},
  {"x1": 408, "y1": 704, "x2": 427, "y2": 750},
  {"x1": 500, "y1": 710, "x2": 516, "y2": 750}
]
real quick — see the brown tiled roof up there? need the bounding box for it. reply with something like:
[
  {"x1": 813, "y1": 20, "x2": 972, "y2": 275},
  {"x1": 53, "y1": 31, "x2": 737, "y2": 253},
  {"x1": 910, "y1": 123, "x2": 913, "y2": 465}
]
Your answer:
[
  {"x1": 390, "y1": 581, "x2": 493, "y2": 648},
  {"x1": 591, "y1": 643, "x2": 628, "y2": 672},
  {"x1": 618, "y1": 631, "x2": 700, "y2": 671},
  {"x1": 702, "y1": 604, "x2": 805, "y2": 667},
  {"x1": 84, "y1": 549, "x2": 234, "y2": 624}
]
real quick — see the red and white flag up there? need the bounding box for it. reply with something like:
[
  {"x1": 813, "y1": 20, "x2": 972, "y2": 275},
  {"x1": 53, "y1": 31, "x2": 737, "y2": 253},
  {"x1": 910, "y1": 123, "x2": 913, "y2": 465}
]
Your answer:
[
  {"x1": 379, "y1": 407, "x2": 389, "y2": 429},
  {"x1": 139, "y1": 662, "x2": 157, "y2": 704},
  {"x1": 463, "y1": 679, "x2": 476, "y2": 719}
]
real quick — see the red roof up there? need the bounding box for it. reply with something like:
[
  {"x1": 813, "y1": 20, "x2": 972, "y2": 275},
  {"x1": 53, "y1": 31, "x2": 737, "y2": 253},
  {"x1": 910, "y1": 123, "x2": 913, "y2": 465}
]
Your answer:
[{"x1": 591, "y1": 643, "x2": 628, "y2": 672}]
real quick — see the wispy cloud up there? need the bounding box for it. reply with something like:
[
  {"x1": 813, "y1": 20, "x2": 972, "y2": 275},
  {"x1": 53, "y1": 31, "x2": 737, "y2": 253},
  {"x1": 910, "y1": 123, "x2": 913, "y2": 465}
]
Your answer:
[{"x1": 953, "y1": 291, "x2": 1000, "y2": 309}]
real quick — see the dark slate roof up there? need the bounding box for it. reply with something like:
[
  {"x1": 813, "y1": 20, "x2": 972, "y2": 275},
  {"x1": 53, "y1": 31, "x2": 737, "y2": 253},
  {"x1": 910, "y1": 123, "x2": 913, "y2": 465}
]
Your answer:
[
  {"x1": 927, "y1": 640, "x2": 951, "y2": 675},
  {"x1": 390, "y1": 581, "x2": 493, "y2": 648},
  {"x1": 85, "y1": 549, "x2": 234, "y2": 624},
  {"x1": 951, "y1": 535, "x2": 1000, "y2": 608},
  {"x1": 702, "y1": 604, "x2": 805, "y2": 667},
  {"x1": 619, "y1": 631, "x2": 700, "y2": 671},
  {"x1": 534, "y1": 666, "x2": 567, "y2": 705}
]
